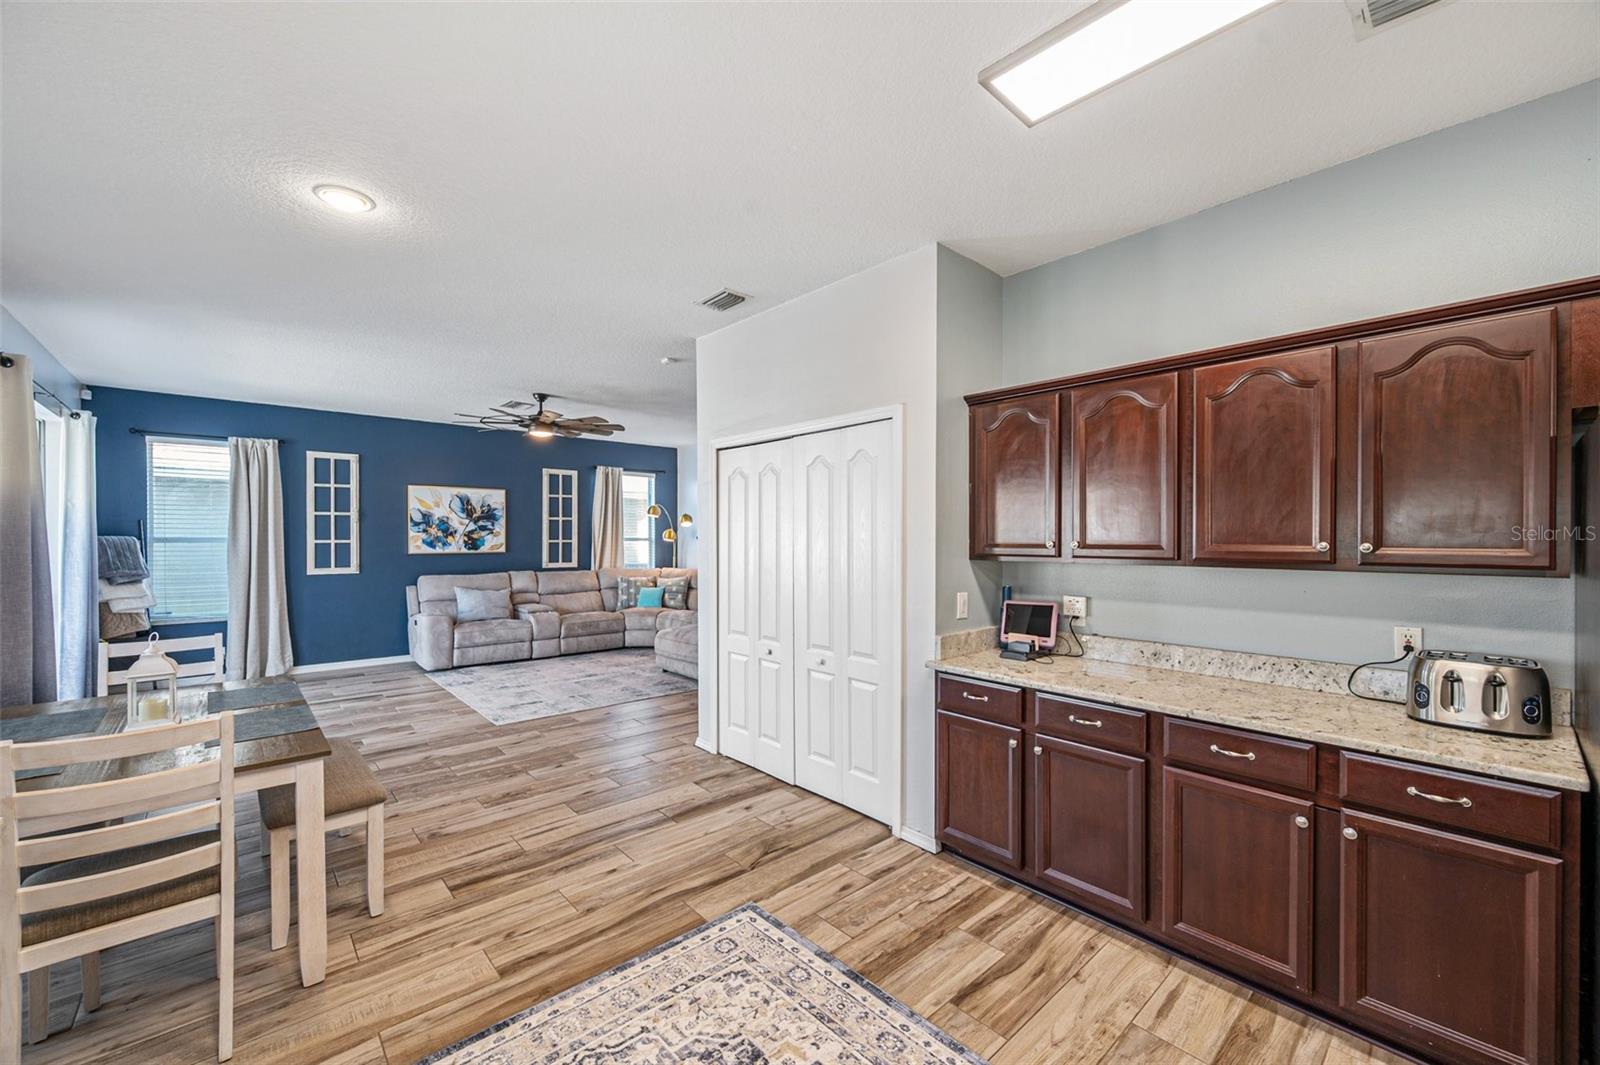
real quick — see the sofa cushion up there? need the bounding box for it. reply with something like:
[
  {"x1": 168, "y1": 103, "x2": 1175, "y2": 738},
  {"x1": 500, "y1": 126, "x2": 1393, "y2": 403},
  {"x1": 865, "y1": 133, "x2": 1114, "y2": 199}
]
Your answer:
[
  {"x1": 659, "y1": 576, "x2": 691, "y2": 611},
  {"x1": 536, "y1": 570, "x2": 601, "y2": 595},
  {"x1": 455, "y1": 586, "x2": 512, "y2": 622},
  {"x1": 616, "y1": 575, "x2": 655, "y2": 610},
  {"x1": 454, "y1": 617, "x2": 532, "y2": 648},
  {"x1": 655, "y1": 625, "x2": 697, "y2": 655},
  {"x1": 657, "y1": 608, "x2": 698, "y2": 631},
  {"x1": 622, "y1": 607, "x2": 664, "y2": 631},
  {"x1": 516, "y1": 604, "x2": 562, "y2": 640},
  {"x1": 560, "y1": 610, "x2": 625, "y2": 638},
  {"x1": 418, "y1": 571, "x2": 508, "y2": 604},
  {"x1": 508, "y1": 570, "x2": 540, "y2": 607}
]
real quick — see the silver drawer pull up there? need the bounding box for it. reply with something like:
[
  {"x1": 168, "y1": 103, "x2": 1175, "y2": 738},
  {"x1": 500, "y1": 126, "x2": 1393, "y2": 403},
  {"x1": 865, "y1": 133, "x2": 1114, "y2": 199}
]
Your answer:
[
  {"x1": 1008, "y1": 738, "x2": 1018, "y2": 750},
  {"x1": 1209, "y1": 743, "x2": 1256, "y2": 761},
  {"x1": 1068, "y1": 714, "x2": 1102, "y2": 728},
  {"x1": 962, "y1": 693, "x2": 990, "y2": 703},
  {"x1": 1294, "y1": 815, "x2": 1309, "y2": 829},
  {"x1": 1406, "y1": 785, "x2": 1472, "y2": 808},
  {"x1": 1033, "y1": 745, "x2": 1043, "y2": 756}
]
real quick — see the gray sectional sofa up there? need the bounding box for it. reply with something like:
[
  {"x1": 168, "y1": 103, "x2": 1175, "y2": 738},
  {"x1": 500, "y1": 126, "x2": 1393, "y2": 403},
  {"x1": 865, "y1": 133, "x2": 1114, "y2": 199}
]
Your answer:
[{"x1": 406, "y1": 567, "x2": 698, "y2": 671}]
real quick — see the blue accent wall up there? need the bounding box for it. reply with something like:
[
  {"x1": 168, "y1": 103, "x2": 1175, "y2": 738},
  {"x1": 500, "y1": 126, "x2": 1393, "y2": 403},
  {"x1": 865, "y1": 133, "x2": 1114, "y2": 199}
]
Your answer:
[{"x1": 88, "y1": 387, "x2": 678, "y2": 665}]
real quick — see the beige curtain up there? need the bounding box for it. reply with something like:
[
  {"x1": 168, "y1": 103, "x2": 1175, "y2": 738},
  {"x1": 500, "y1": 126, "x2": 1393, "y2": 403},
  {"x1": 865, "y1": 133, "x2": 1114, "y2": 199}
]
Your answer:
[
  {"x1": 591, "y1": 466, "x2": 624, "y2": 570},
  {"x1": 0, "y1": 354, "x2": 57, "y2": 705},
  {"x1": 226, "y1": 437, "x2": 293, "y2": 679}
]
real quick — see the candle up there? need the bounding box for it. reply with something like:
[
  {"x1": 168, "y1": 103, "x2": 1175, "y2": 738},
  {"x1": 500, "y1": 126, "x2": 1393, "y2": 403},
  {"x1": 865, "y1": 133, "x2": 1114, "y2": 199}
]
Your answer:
[{"x1": 137, "y1": 693, "x2": 172, "y2": 722}]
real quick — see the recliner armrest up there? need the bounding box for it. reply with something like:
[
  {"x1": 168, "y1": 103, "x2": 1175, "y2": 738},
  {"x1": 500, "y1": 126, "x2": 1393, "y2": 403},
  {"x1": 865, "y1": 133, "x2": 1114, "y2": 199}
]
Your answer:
[{"x1": 409, "y1": 613, "x2": 455, "y2": 671}]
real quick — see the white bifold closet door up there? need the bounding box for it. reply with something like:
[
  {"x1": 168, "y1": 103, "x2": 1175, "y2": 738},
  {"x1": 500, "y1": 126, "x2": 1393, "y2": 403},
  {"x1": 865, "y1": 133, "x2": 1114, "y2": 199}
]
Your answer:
[{"x1": 718, "y1": 420, "x2": 895, "y2": 825}]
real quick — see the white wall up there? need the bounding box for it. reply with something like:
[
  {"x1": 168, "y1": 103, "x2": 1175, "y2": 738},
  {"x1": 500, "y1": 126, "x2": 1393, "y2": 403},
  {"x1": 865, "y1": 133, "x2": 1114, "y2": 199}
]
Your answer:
[
  {"x1": 996, "y1": 83, "x2": 1600, "y2": 687},
  {"x1": 675, "y1": 444, "x2": 699, "y2": 567},
  {"x1": 695, "y1": 246, "x2": 940, "y2": 838}
]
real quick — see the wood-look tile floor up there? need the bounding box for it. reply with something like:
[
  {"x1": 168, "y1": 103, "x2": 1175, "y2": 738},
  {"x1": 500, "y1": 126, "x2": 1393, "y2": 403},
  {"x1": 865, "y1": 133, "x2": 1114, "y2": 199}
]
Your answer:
[{"x1": 20, "y1": 663, "x2": 1409, "y2": 1064}]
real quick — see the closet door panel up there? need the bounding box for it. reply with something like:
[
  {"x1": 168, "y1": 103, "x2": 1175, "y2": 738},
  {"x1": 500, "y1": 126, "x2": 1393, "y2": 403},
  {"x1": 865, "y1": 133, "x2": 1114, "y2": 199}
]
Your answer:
[
  {"x1": 751, "y1": 439, "x2": 795, "y2": 784},
  {"x1": 841, "y1": 419, "x2": 894, "y2": 824},
  {"x1": 717, "y1": 446, "x2": 758, "y2": 768},
  {"x1": 794, "y1": 430, "x2": 846, "y2": 799}
]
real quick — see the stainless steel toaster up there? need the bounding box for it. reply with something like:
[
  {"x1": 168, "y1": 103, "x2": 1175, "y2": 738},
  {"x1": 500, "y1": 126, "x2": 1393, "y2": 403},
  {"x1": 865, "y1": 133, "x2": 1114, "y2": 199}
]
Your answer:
[{"x1": 1406, "y1": 650, "x2": 1551, "y2": 737}]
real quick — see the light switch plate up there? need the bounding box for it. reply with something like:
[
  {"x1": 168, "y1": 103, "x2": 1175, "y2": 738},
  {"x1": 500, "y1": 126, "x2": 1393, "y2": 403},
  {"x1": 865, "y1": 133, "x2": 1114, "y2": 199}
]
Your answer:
[
  {"x1": 955, "y1": 592, "x2": 969, "y2": 620},
  {"x1": 1061, "y1": 595, "x2": 1087, "y2": 619}
]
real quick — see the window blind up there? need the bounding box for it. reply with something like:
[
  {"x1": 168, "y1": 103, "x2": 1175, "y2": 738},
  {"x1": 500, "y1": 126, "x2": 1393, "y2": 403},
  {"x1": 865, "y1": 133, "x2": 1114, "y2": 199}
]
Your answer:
[
  {"x1": 147, "y1": 438, "x2": 231, "y2": 621},
  {"x1": 621, "y1": 472, "x2": 656, "y2": 568}
]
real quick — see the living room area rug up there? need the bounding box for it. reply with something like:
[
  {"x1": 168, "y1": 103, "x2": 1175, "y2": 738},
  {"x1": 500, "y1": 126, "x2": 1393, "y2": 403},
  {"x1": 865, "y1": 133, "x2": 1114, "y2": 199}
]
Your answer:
[
  {"x1": 419, "y1": 903, "x2": 984, "y2": 1064},
  {"x1": 425, "y1": 648, "x2": 697, "y2": 725}
]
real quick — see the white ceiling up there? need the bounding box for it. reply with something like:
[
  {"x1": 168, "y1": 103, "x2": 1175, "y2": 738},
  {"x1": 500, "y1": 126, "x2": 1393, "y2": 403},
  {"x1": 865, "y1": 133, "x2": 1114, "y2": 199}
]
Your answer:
[{"x1": 3, "y1": 2, "x2": 1596, "y2": 446}]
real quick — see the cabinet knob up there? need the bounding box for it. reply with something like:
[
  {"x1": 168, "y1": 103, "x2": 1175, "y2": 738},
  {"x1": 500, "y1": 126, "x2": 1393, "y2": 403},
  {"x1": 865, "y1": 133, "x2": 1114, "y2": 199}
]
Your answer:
[
  {"x1": 1032, "y1": 745, "x2": 1042, "y2": 756},
  {"x1": 1045, "y1": 539, "x2": 1055, "y2": 550},
  {"x1": 1342, "y1": 826, "x2": 1358, "y2": 840},
  {"x1": 1069, "y1": 540, "x2": 1080, "y2": 550},
  {"x1": 1359, "y1": 542, "x2": 1374, "y2": 554},
  {"x1": 1315, "y1": 541, "x2": 1329, "y2": 553},
  {"x1": 1008, "y1": 738, "x2": 1018, "y2": 750},
  {"x1": 1294, "y1": 815, "x2": 1309, "y2": 829}
]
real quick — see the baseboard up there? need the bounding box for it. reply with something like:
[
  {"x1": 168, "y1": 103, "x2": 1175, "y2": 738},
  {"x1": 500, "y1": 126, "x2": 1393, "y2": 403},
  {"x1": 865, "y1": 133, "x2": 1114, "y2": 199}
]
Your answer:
[
  {"x1": 290, "y1": 654, "x2": 414, "y2": 676},
  {"x1": 895, "y1": 826, "x2": 940, "y2": 853},
  {"x1": 694, "y1": 735, "x2": 717, "y2": 754}
]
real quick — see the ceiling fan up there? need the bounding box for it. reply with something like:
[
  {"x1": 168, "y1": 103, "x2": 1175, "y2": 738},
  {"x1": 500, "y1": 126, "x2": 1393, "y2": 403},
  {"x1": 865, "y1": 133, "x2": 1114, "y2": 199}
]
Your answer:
[{"x1": 454, "y1": 392, "x2": 625, "y2": 440}]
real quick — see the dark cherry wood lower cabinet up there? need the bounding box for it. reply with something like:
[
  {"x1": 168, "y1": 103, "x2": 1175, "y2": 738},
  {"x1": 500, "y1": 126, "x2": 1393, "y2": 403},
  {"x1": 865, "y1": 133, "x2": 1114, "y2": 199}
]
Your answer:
[
  {"x1": 934, "y1": 709, "x2": 1023, "y2": 869},
  {"x1": 1338, "y1": 810, "x2": 1561, "y2": 1065},
  {"x1": 1162, "y1": 768, "x2": 1315, "y2": 992},
  {"x1": 1031, "y1": 734, "x2": 1146, "y2": 922}
]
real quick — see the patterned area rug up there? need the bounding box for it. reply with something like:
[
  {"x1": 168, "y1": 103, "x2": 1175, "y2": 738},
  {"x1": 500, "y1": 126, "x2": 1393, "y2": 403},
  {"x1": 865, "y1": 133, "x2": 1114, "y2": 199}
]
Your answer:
[
  {"x1": 426, "y1": 648, "x2": 697, "y2": 725},
  {"x1": 420, "y1": 904, "x2": 983, "y2": 1064}
]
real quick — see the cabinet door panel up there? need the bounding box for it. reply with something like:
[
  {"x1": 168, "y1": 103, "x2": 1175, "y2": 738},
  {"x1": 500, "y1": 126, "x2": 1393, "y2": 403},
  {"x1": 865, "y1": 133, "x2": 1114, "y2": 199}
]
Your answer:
[
  {"x1": 1033, "y1": 734, "x2": 1145, "y2": 922},
  {"x1": 970, "y1": 393, "x2": 1061, "y2": 558},
  {"x1": 1162, "y1": 768, "x2": 1314, "y2": 991},
  {"x1": 1193, "y1": 347, "x2": 1336, "y2": 563},
  {"x1": 1356, "y1": 307, "x2": 1556, "y2": 569},
  {"x1": 1070, "y1": 373, "x2": 1179, "y2": 559},
  {"x1": 1339, "y1": 810, "x2": 1560, "y2": 1065},
  {"x1": 936, "y1": 710, "x2": 1023, "y2": 869}
]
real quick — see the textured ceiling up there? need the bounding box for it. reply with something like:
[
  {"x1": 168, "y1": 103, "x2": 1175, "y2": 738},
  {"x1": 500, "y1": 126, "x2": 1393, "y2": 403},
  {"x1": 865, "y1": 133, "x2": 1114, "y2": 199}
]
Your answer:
[{"x1": 3, "y1": 1, "x2": 1596, "y2": 445}]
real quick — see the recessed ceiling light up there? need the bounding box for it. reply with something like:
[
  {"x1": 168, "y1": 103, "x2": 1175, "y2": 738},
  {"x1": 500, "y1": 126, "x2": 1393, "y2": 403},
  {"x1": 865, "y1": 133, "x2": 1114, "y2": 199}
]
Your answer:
[
  {"x1": 981, "y1": 0, "x2": 1278, "y2": 127},
  {"x1": 312, "y1": 184, "x2": 376, "y2": 213}
]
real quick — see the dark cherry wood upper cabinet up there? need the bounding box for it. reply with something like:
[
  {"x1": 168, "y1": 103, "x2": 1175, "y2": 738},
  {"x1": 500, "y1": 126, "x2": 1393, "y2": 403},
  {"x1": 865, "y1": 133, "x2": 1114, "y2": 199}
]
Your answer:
[
  {"x1": 1069, "y1": 372, "x2": 1179, "y2": 559},
  {"x1": 1162, "y1": 767, "x2": 1314, "y2": 992},
  {"x1": 1032, "y1": 734, "x2": 1146, "y2": 922},
  {"x1": 1338, "y1": 809, "x2": 1561, "y2": 1065},
  {"x1": 969, "y1": 393, "x2": 1062, "y2": 558},
  {"x1": 935, "y1": 709, "x2": 1023, "y2": 870},
  {"x1": 1355, "y1": 307, "x2": 1557, "y2": 569},
  {"x1": 1191, "y1": 347, "x2": 1336, "y2": 564}
]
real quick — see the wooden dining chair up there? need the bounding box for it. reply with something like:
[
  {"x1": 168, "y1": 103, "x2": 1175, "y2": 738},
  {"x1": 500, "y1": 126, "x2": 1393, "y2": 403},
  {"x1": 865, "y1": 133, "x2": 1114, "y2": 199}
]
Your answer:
[
  {"x1": 0, "y1": 713, "x2": 237, "y2": 1061},
  {"x1": 97, "y1": 633, "x2": 225, "y2": 696}
]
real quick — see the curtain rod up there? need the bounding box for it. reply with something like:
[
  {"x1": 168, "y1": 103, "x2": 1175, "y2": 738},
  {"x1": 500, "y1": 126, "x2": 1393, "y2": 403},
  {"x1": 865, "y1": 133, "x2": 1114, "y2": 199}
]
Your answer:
[
  {"x1": 128, "y1": 427, "x2": 279, "y2": 442},
  {"x1": 2, "y1": 352, "x2": 82, "y2": 419}
]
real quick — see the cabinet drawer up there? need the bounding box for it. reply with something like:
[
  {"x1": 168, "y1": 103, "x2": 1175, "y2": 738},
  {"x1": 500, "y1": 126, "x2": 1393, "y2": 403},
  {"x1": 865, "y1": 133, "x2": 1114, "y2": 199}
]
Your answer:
[
  {"x1": 1035, "y1": 694, "x2": 1146, "y2": 756},
  {"x1": 936, "y1": 674, "x2": 1023, "y2": 725},
  {"x1": 1163, "y1": 719, "x2": 1316, "y2": 792},
  {"x1": 1338, "y1": 752, "x2": 1563, "y2": 851}
]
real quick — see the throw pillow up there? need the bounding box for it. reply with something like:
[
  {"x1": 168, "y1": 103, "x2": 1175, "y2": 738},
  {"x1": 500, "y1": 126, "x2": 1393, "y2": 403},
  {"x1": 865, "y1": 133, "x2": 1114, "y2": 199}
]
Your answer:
[
  {"x1": 637, "y1": 586, "x2": 666, "y2": 608},
  {"x1": 616, "y1": 574, "x2": 656, "y2": 609},
  {"x1": 455, "y1": 586, "x2": 512, "y2": 622},
  {"x1": 659, "y1": 576, "x2": 691, "y2": 611}
]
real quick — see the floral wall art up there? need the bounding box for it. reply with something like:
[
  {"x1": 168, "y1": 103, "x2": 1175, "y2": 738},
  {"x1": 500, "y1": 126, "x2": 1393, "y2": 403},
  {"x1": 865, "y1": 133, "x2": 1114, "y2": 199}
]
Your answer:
[{"x1": 407, "y1": 485, "x2": 507, "y2": 554}]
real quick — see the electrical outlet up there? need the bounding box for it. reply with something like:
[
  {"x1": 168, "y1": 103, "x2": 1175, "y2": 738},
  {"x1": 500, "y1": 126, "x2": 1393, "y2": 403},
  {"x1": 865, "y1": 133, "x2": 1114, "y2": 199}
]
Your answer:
[
  {"x1": 955, "y1": 592, "x2": 969, "y2": 621},
  {"x1": 1394, "y1": 626, "x2": 1422, "y2": 658},
  {"x1": 1061, "y1": 595, "x2": 1087, "y2": 619}
]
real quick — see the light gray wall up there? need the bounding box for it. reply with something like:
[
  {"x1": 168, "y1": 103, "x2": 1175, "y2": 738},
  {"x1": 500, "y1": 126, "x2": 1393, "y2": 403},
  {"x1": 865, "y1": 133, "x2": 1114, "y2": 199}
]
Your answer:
[
  {"x1": 935, "y1": 246, "x2": 1004, "y2": 636},
  {"x1": 676, "y1": 445, "x2": 699, "y2": 567},
  {"x1": 998, "y1": 83, "x2": 1600, "y2": 687},
  {"x1": 2, "y1": 305, "x2": 80, "y2": 411},
  {"x1": 695, "y1": 246, "x2": 940, "y2": 837}
]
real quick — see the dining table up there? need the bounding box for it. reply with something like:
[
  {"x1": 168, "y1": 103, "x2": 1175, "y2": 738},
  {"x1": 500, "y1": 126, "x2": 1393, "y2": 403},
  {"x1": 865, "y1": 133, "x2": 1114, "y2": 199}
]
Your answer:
[{"x1": 1, "y1": 676, "x2": 332, "y2": 987}]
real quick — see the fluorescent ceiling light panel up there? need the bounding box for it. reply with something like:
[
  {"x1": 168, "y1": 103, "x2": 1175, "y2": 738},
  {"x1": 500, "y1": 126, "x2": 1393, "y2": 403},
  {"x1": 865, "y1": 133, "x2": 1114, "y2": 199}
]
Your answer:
[{"x1": 982, "y1": 0, "x2": 1279, "y2": 126}]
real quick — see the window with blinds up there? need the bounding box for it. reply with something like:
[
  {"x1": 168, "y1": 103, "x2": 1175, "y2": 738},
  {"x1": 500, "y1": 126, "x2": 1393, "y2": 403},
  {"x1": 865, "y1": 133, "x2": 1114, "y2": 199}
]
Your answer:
[
  {"x1": 621, "y1": 471, "x2": 656, "y2": 568},
  {"x1": 147, "y1": 438, "x2": 231, "y2": 621}
]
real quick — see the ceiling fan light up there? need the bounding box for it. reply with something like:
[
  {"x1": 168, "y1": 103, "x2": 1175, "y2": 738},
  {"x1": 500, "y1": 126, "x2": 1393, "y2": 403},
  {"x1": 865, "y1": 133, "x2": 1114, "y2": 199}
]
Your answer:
[{"x1": 528, "y1": 427, "x2": 555, "y2": 439}]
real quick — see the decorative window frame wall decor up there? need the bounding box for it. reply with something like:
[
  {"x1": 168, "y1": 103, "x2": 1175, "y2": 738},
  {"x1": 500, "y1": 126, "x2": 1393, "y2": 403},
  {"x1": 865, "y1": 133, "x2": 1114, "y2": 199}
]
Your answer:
[
  {"x1": 542, "y1": 468, "x2": 579, "y2": 568},
  {"x1": 306, "y1": 451, "x2": 360, "y2": 574}
]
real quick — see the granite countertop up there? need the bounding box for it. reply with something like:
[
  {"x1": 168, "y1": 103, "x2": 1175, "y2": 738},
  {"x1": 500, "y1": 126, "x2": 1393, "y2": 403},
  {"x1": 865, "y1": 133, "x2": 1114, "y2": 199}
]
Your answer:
[{"x1": 929, "y1": 650, "x2": 1591, "y2": 792}]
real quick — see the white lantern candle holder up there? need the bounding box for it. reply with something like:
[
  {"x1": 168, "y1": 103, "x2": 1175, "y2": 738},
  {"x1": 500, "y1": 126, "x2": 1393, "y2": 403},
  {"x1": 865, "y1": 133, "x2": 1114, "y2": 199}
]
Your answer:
[{"x1": 125, "y1": 633, "x2": 181, "y2": 730}]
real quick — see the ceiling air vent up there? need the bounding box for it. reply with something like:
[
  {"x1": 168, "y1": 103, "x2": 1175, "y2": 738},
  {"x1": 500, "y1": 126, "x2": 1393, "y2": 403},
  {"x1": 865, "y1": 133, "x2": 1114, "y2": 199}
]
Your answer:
[
  {"x1": 698, "y1": 289, "x2": 748, "y2": 312},
  {"x1": 1347, "y1": 0, "x2": 1444, "y2": 35},
  {"x1": 499, "y1": 399, "x2": 534, "y2": 410}
]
